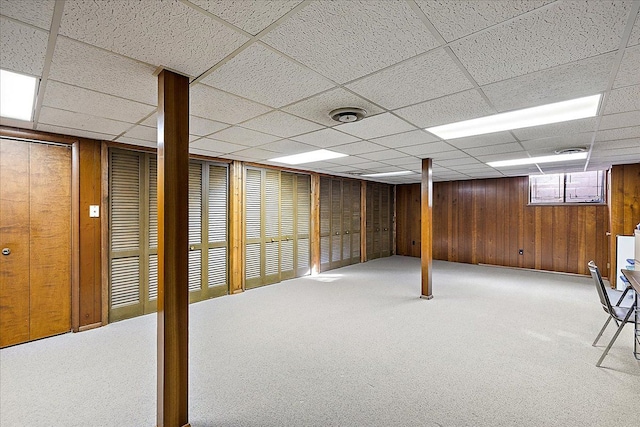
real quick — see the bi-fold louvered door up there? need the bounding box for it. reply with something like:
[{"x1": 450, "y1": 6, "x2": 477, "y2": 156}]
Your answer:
[
  {"x1": 366, "y1": 182, "x2": 394, "y2": 261},
  {"x1": 245, "y1": 167, "x2": 310, "y2": 289},
  {"x1": 319, "y1": 177, "x2": 362, "y2": 272},
  {"x1": 109, "y1": 149, "x2": 228, "y2": 322}
]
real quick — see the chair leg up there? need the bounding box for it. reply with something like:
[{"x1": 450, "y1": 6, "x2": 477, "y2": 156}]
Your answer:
[
  {"x1": 615, "y1": 287, "x2": 631, "y2": 306},
  {"x1": 596, "y1": 309, "x2": 634, "y2": 367},
  {"x1": 593, "y1": 316, "x2": 613, "y2": 346}
]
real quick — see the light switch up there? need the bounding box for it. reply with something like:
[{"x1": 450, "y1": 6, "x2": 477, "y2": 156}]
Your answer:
[{"x1": 89, "y1": 205, "x2": 100, "y2": 218}]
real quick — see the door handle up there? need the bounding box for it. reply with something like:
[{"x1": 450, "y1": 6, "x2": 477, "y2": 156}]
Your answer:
[
  {"x1": 345, "y1": 231, "x2": 349, "y2": 234},
  {"x1": 189, "y1": 245, "x2": 196, "y2": 251},
  {"x1": 335, "y1": 232, "x2": 339, "y2": 235},
  {"x1": 384, "y1": 228, "x2": 388, "y2": 231},
  {"x1": 2, "y1": 248, "x2": 10, "y2": 256},
  {"x1": 271, "y1": 238, "x2": 276, "y2": 242}
]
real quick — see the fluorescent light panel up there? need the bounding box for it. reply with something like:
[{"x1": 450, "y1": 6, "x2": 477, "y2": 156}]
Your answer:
[
  {"x1": 487, "y1": 152, "x2": 587, "y2": 168},
  {"x1": 0, "y1": 69, "x2": 37, "y2": 121},
  {"x1": 426, "y1": 94, "x2": 601, "y2": 140},
  {"x1": 362, "y1": 171, "x2": 414, "y2": 177},
  {"x1": 269, "y1": 149, "x2": 347, "y2": 165}
]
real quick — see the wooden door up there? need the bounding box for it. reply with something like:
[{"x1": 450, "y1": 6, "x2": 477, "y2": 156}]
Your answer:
[
  {"x1": 295, "y1": 174, "x2": 311, "y2": 277},
  {"x1": 0, "y1": 138, "x2": 71, "y2": 347},
  {"x1": 350, "y1": 181, "x2": 361, "y2": 264},
  {"x1": 319, "y1": 177, "x2": 331, "y2": 272},
  {"x1": 280, "y1": 172, "x2": 295, "y2": 280}
]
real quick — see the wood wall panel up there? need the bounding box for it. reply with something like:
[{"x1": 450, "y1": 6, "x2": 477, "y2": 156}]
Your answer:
[
  {"x1": 78, "y1": 140, "x2": 102, "y2": 327},
  {"x1": 608, "y1": 163, "x2": 640, "y2": 286},
  {"x1": 397, "y1": 176, "x2": 609, "y2": 276}
]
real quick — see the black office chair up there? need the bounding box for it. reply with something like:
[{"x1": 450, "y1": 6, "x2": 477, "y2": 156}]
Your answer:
[{"x1": 588, "y1": 261, "x2": 635, "y2": 367}]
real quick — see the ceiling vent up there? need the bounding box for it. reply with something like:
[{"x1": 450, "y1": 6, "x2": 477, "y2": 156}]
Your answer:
[
  {"x1": 554, "y1": 147, "x2": 587, "y2": 155},
  {"x1": 329, "y1": 107, "x2": 367, "y2": 123}
]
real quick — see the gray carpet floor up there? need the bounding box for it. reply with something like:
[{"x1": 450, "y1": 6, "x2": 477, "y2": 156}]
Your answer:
[{"x1": 1, "y1": 256, "x2": 638, "y2": 427}]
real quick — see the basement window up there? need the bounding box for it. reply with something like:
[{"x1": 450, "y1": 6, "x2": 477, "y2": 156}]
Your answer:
[{"x1": 529, "y1": 171, "x2": 605, "y2": 204}]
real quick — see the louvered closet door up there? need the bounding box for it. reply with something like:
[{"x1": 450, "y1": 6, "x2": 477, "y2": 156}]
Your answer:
[
  {"x1": 295, "y1": 174, "x2": 311, "y2": 277},
  {"x1": 280, "y1": 173, "x2": 295, "y2": 280},
  {"x1": 245, "y1": 168, "x2": 262, "y2": 289},
  {"x1": 109, "y1": 150, "x2": 143, "y2": 321},
  {"x1": 372, "y1": 183, "x2": 382, "y2": 259},
  {"x1": 366, "y1": 182, "x2": 375, "y2": 261},
  {"x1": 330, "y1": 179, "x2": 343, "y2": 270},
  {"x1": 319, "y1": 177, "x2": 331, "y2": 272},
  {"x1": 188, "y1": 163, "x2": 204, "y2": 302},
  {"x1": 341, "y1": 181, "x2": 351, "y2": 267},
  {"x1": 147, "y1": 156, "x2": 158, "y2": 313},
  {"x1": 264, "y1": 169, "x2": 281, "y2": 284},
  {"x1": 206, "y1": 164, "x2": 228, "y2": 298},
  {"x1": 380, "y1": 184, "x2": 392, "y2": 257},
  {"x1": 350, "y1": 181, "x2": 361, "y2": 264}
]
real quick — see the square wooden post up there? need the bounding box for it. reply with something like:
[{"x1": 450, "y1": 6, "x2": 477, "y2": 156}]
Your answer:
[
  {"x1": 157, "y1": 69, "x2": 190, "y2": 427},
  {"x1": 421, "y1": 158, "x2": 433, "y2": 299}
]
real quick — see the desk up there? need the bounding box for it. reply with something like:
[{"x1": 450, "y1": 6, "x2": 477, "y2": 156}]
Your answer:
[{"x1": 621, "y1": 269, "x2": 640, "y2": 360}]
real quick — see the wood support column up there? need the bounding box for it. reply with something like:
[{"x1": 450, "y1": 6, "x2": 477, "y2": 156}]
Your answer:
[
  {"x1": 361, "y1": 181, "x2": 367, "y2": 262},
  {"x1": 229, "y1": 160, "x2": 244, "y2": 293},
  {"x1": 310, "y1": 173, "x2": 320, "y2": 275},
  {"x1": 156, "y1": 69, "x2": 190, "y2": 427},
  {"x1": 421, "y1": 158, "x2": 433, "y2": 299}
]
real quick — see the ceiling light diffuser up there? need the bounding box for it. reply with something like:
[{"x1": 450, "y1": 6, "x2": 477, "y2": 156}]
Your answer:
[
  {"x1": 487, "y1": 152, "x2": 588, "y2": 168},
  {"x1": 269, "y1": 149, "x2": 347, "y2": 165},
  {"x1": 426, "y1": 94, "x2": 601, "y2": 140},
  {"x1": 362, "y1": 171, "x2": 414, "y2": 177},
  {"x1": 0, "y1": 69, "x2": 37, "y2": 121}
]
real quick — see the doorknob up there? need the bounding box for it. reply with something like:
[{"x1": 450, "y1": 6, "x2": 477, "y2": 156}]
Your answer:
[
  {"x1": 345, "y1": 231, "x2": 349, "y2": 234},
  {"x1": 2, "y1": 248, "x2": 10, "y2": 256}
]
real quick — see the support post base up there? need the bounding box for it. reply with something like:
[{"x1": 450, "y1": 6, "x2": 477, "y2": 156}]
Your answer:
[{"x1": 420, "y1": 295, "x2": 434, "y2": 300}]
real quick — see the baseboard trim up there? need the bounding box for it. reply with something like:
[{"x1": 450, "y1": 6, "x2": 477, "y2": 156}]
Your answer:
[{"x1": 78, "y1": 322, "x2": 102, "y2": 332}]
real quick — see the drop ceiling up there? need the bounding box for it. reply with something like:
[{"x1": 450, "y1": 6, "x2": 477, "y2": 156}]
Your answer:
[{"x1": 1, "y1": 0, "x2": 638, "y2": 184}]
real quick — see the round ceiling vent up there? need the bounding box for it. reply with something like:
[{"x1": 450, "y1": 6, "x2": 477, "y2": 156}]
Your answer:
[
  {"x1": 554, "y1": 147, "x2": 587, "y2": 155},
  {"x1": 329, "y1": 107, "x2": 367, "y2": 123}
]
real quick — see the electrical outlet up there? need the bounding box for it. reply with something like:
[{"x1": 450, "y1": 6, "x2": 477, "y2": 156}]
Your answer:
[
  {"x1": 518, "y1": 249, "x2": 524, "y2": 255},
  {"x1": 89, "y1": 205, "x2": 100, "y2": 218}
]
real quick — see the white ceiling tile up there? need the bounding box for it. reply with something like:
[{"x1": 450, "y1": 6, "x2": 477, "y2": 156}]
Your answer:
[
  {"x1": 124, "y1": 125, "x2": 156, "y2": 142},
  {"x1": 599, "y1": 111, "x2": 640, "y2": 130},
  {"x1": 614, "y1": 46, "x2": 640, "y2": 88},
  {"x1": 416, "y1": 0, "x2": 553, "y2": 42},
  {"x1": 0, "y1": 0, "x2": 55, "y2": 30},
  {"x1": 241, "y1": 111, "x2": 323, "y2": 138},
  {"x1": 43, "y1": 81, "x2": 155, "y2": 124},
  {"x1": 190, "y1": 138, "x2": 249, "y2": 154},
  {"x1": 190, "y1": 147, "x2": 224, "y2": 158},
  {"x1": 628, "y1": 10, "x2": 640, "y2": 46},
  {"x1": 231, "y1": 147, "x2": 281, "y2": 161},
  {"x1": 451, "y1": 1, "x2": 632, "y2": 85},
  {"x1": 520, "y1": 132, "x2": 595, "y2": 152},
  {"x1": 463, "y1": 142, "x2": 524, "y2": 157},
  {"x1": 395, "y1": 89, "x2": 494, "y2": 128},
  {"x1": 397, "y1": 143, "x2": 457, "y2": 157},
  {"x1": 323, "y1": 155, "x2": 370, "y2": 166},
  {"x1": 49, "y1": 37, "x2": 157, "y2": 105},
  {"x1": 262, "y1": 0, "x2": 440, "y2": 83},
  {"x1": 257, "y1": 139, "x2": 316, "y2": 155},
  {"x1": 475, "y1": 152, "x2": 532, "y2": 163},
  {"x1": 511, "y1": 118, "x2": 597, "y2": 141},
  {"x1": 190, "y1": 116, "x2": 229, "y2": 136},
  {"x1": 0, "y1": 16, "x2": 48, "y2": 75},
  {"x1": 38, "y1": 106, "x2": 130, "y2": 135},
  {"x1": 446, "y1": 132, "x2": 516, "y2": 149},
  {"x1": 201, "y1": 43, "x2": 334, "y2": 108},
  {"x1": 595, "y1": 126, "x2": 640, "y2": 142},
  {"x1": 330, "y1": 141, "x2": 386, "y2": 156},
  {"x1": 59, "y1": 0, "x2": 249, "y2": 77},
  {"x1": 114, "y1": 135, "x2": 157, "y2": 148},
  {"x1": 190, "y1": 0, "x2": 301, "y2": 35},
  {"x1": 370, "y1": 130, "x2": 439, "y2": 149},
  {"x1": 345, "y1": 49, "x2": 473, "y2": 110},
  {"x1": 357, "y1": 149, "x2": 407, "y2": 162},
  {"x1": 210, "y1": 126, "x2": 279, "y2": 146},
  {"x1": 435, "y1": 157, "x2": 482, "y2": 168},
  {"x1": 334, "y1": 113, "x2": 415, "y2": 140},
  {"x1": 603, "y1": 85, "x2": 640, "y2": 114},
  {"x1": 290, "y1": 128, "x2": 359, "y2": 147},
  {"x1": 191, "y1": 84, "x2": 271, "y2": 124},
  {"x1": 342, "y1": 160, "x2": 388, "y2": 170},
  {"x1": 592, "y1": 138, "x2": 640, "y2": 151},
  {"x1": 36, "y1": 123, "x2": 116, "y2": 141},
  {"x1": 381, "y1": 157, "x2": 421, "y2": 168},
  {"x1": 282, "y1": 87, "x2": 384, "y2": 127},
  {"x1": 482, "y1": 52, "x2": 615, "y2": 112}
]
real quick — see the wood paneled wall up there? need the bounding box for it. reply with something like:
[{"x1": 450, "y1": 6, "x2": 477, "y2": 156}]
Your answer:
[
  {"x1": 396, "y1": 176, "x2": 609, "y2": 276},
  {"x1": 608, "y1": 163, "x2": 640, "y2": 286},
  {"x1": 78, "y1": 140, "x2": 102, "y2": 328}
]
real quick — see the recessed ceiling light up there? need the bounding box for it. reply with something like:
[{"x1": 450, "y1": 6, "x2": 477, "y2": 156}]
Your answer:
[
  {"x1": 487, "y1": 152, "x2": 588, "y2": 168},
  {"x1": 426, "y1": 94, "x2": 601, "y2": 140},
  {"x1": 0, "y1": 69, "x2": 38, "y2": 121},
  {"x1": 362, "y1": 171, "x2": 414, "y2": 177},
  {"x1": 269, "y1": 149, "x2": 347, "y2": 165}
]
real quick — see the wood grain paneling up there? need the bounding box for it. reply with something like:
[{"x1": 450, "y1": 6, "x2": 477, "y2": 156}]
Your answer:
[
  {"x1": 609, "y1": 163, "x2": 640, "y2": 286},
  {"x1": 397, "y1": 176, "x2": 609, "y2": 276},
  {"x1": 78, "y1": 140, "x2": 102, "y2": 327}
]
